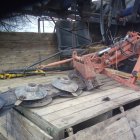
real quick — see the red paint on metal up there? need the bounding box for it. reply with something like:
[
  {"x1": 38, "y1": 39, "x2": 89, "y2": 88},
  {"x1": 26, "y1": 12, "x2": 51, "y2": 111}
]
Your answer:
[{"x1": 72, "y1": 32, "x2": 140, "y2": 90}]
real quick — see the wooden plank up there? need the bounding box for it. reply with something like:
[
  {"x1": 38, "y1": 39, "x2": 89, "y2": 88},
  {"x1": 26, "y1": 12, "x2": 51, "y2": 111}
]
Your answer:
[
  {"x1": 0, "y1": 73, "x2": 107, "y2": 87},
  {"x1": 46, "y1": 80, "x2": 121, "y2": 106},
  {"x1": 45, "y1": 83, "x2": 121, "y2": 107},
  {"x1": 125, "y1": 105, "x2": 140, "y2": 126},
  {"x1": 0, "y1": 72, "x2": 120, "y2": 98},
  {"x1": 17, "y1": 81, "x2": 121, "y2": 118},
  {"x1": 0, "y1": 32, "x2": 56, "y2": 42},
  {"x1": 63, "y1": 105, "x2": 140, "y2": 140},
  {"x1": 0, "y1": 73, "x2": 66, "y2": 92},
  {"x1": 16, "y1": 79, "x2": 120, "y2": 117},
  {"x1": 0, "y1": 133, "x2": 7, "y2": 140},
  {"x1": 0, "y1": 111, "x2": 10, "y2": 138},
  {"x1": 0, "y1": 109, "x2": 53, "y2": 140},
  {"x1": 0, "y1": 32, "x2": 58, "y2": 71},
  {"x1": 33, "y1": 87, "x2": 129, "y2": 116},
  {"x1": 42, "y1": 87, "x2": 133, "y2": 122},
  {"x1": 63, "y1": 112, "x2": 135, "y2": 140},
  {"x1": 133, "y1": 126, "x2": 140, "y2": 139},
  {"x1": 105, "y1": 68, "x2": 131, "y2": 78},
  {"x1": 19, "y1": 79, "x2": 121, "y2": 116},
  {"x1": 64, "y1": 117, "x2": 135, "y2": 140},
  {"x1": 14, "y1": 108, "x2": 62, "y2": 140},
  {"x1": 0, "y1": 73, "x2": 113, "y2": 92},
  {"x1": 52, "y1": 90, "x2": 140, "y2": 129},
  {"x1": 125, "y1": 105, "x2": 140, "y2": 140}
]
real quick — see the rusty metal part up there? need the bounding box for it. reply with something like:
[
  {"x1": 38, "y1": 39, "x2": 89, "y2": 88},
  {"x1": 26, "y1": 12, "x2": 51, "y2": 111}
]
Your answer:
[
  {"x1": 30, "y1": 84, "x2": 81, "y2": 99},
  {"x1": 52, "y1": 77, "x2": 79, "y2": 93},
  {"x1": 72, "y1": 32, "x2": 140, "y2": 90},
  {"x1": 15, "y1": 83, "x2": 48, "y2": 105},
  {"x1": 105, "y1": 68, "x2": 131, "y2": 79},
  {"x1": 38, "y1": 84, "x2": 74, "y2": 97},
  {"x1": 40, "y1": 84, "x2": 61, "y2": 97},
  {"x1": 59, "y1": 89, "x2": 83, "y2": 97},
  {"x1": 68, "y1": 70, "x2": 100, "y2": 91},
  {"x1": 21, "y1": 96, "x2": 53, "y2": 108},
  {"x1": 68, "y1": 70, "x2": 87, "y2": 90},
  {"x1": 32, "y1": 84, "x2": 81, "y2": 98},
  {"x1": 39, "y1": 58, "x2": 72, "y2": 69}
]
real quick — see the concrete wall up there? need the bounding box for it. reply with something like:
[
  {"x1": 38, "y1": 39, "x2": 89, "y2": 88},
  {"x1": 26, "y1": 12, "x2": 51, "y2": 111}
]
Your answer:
[{"x1": 0, "y1": 32, "x2": 58, "y2": 71}]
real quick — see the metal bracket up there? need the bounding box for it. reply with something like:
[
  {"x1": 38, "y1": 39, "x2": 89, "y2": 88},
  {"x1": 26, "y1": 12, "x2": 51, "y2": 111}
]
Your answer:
[
  {"x1": 119, "y1": 106, "x2": 126, "y2": 117},
  {"x1": 66, "y1": 127, "x2": 74, "y2": 136}
]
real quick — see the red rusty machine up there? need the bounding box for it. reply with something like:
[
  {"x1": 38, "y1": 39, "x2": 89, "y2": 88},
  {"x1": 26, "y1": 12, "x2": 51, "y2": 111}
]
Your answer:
[
  {"x1": 72, "y1": 32, "x2": 140, "y2": 91},
  {"x1": 40, "y1": 32, "x2": 140, "y2": 91}
]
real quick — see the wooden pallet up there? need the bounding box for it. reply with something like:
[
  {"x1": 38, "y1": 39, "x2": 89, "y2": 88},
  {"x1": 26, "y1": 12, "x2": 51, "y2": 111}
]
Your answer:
[{"x1": 1, "y1": 72, "x2": 140, "y2": 140}]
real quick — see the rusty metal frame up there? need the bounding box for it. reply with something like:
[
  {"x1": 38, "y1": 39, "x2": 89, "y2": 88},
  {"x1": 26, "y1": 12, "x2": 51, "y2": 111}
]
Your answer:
[{"x1": 72, "y1": 32, "x2": 140, "y2": 90}]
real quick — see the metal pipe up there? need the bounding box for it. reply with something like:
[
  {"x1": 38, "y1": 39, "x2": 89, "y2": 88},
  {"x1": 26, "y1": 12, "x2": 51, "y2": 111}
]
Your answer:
[
  {"x1": 100, "y1": 0, "x2": 105, "y2": 42},
  {"x1": 39, "y1": 58, "x2": 73, "y2": 69},
  {"x1": 38, "y1": 18, "x2": 40, "y2": 33},
  {"x1": 43, "y1": 20, "x2": 45, "y2": 32}
]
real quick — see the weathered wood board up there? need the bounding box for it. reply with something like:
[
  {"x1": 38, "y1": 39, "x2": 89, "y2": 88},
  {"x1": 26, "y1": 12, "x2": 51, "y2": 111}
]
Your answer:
[
  {"x1": 0, "y1": 32, "x2": 58, "y2": 71},
  {"x1": 0, "y1": 109, "x2": 53, "y2": 140},
  {"x1": 64, "y1": 117, "x2": 135, "y2": 140},
  {"x1": 0, "y1": 72, "x2": 140, "y2": 140},
  {"x1": 0, "y1": 133, "x2": 6, "y2": 140},
  {"x1": 64, "y1": 105, "x2": 140, "y2": 140}
]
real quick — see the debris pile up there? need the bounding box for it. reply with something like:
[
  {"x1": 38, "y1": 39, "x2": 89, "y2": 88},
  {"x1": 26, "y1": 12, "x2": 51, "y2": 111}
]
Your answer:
[{"x1": 0, "y1": 75, "x2": 90, "y2": 115}]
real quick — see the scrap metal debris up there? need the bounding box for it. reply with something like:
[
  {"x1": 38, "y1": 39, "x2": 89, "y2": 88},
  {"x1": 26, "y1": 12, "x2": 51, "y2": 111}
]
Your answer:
[
  {"x1": 68, "y1": 70, "x2": 100, "y2": 91},
  {"x1": 14, "y1": 83, "x2": 48, "y2": 106},
  {"x1": 21, "y1": 96, "x2": 53, "y2": 108},
  {"x1": 52, "y1": 77, "x2": 79, "y2": 97},
  {"x1": 0, "y1": 77, "x2": 84, "y2": 112}
]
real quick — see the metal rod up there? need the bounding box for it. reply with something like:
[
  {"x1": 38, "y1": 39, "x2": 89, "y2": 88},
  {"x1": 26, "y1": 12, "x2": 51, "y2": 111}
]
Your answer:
[
  {"x1": 39, "y1": 58, "x2": 73, "y2": 69},
  {"x1": 24, "y1": 51, "x2": 62, "y2": 72},
  {"x1": 43, "y1": 20, "x2": 45, "y2": 32},
  {"x1": 38, "y1": 18, "x2": 40, "y2": 33}
]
